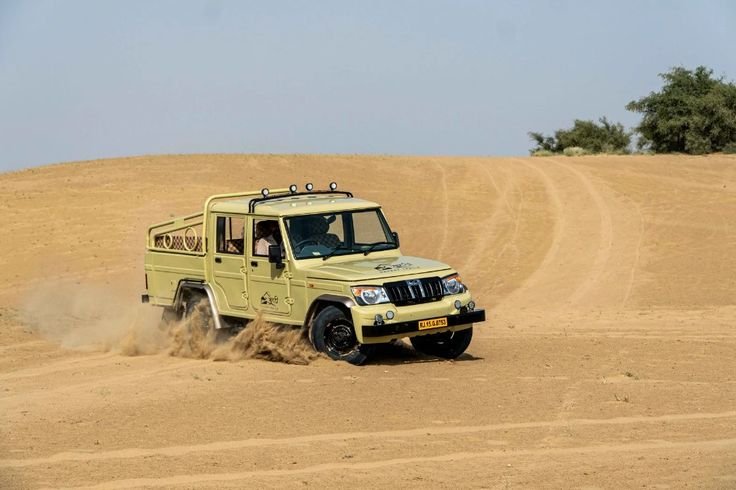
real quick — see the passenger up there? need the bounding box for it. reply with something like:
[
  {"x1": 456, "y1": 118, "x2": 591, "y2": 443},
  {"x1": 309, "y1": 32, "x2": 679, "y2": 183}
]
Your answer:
[
  {"x1": 270, "y1": 220, "x2": 282, "y2": 244},
  {"x1": 254, "y1": 220, "x2": 280, "y2": 256},
  {"x1": 226, "y1": 239, "x2": 244, "y2": 254}
]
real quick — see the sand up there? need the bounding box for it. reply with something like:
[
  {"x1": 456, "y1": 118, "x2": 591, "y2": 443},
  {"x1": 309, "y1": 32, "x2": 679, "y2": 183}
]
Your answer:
[{"x1": 1, "y1": 153, "x2": 735, "y2": 488}]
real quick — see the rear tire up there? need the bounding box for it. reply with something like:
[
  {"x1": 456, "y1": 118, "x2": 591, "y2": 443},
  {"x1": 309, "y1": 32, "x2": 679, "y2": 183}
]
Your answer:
[
  {"x1": 182, "y1": 291, "x2": 230, "y2": 343},
  {"x1": 309, "y1": 306, "x2": 373, "y2": 365},
  {"x1": 160, "y1": 306, "x2": 182, "y2": 328},
  {"x1": 410, "y1": 327, "x2": 473, "y2": 359}
]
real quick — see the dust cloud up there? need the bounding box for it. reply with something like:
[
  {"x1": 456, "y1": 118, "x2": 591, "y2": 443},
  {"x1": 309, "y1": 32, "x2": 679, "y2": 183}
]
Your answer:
[
  {"x1": 20, "y1": 285, "x2": 321, "y2": 364},
  {"x1": 167, "y1": 299, "x2": 321, "y2": 365}
]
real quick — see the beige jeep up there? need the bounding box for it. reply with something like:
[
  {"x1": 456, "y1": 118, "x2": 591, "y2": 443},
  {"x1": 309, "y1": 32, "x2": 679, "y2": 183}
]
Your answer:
[{"x1": 142, "y1": 183, "x2": 485, "y2": 364}]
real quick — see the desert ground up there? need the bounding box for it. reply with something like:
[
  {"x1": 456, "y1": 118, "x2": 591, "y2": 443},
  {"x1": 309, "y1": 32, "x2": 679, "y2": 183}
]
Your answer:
[{"x1": 1, "y1": 154, "x2": 735, "y2": 489}]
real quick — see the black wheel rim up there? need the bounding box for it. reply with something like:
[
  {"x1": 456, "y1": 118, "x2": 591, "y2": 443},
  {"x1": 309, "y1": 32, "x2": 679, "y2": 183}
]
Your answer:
[{"x1": 324, "y1": 319, "x2": 358, "y2": 356}]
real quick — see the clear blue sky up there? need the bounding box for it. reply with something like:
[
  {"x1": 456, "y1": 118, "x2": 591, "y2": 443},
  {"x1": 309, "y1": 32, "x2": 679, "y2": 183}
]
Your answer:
[{"x1": 1, "y1": 1, "x2": 734, "y2": 171}]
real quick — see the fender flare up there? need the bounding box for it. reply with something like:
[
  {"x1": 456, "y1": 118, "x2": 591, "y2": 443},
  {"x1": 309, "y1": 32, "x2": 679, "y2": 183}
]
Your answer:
[
  {"x1": 305, "y1": 294, "x2": 356, "y2": 327},
  {"x1": 174, "y1": 280, "x2": 226, "y2": 330}
]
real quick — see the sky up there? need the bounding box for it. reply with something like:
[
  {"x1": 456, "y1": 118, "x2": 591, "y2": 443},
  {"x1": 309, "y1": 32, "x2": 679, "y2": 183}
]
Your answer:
[{"x1": 1, "y1": 1, "x2": 735, "y2": 171}]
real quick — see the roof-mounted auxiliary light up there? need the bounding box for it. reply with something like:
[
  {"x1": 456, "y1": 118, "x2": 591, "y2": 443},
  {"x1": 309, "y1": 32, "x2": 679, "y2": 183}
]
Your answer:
[
  {"x1": 261, "y1": 188, "x2": 270, "y2": 197},
  {"x1": 289, "y1": 184, "x2": 298, "y2": 194},
  {"x1": 305, "y1": 183, "x2": 314, "y2": 192},
  {"x1": 329, "y1": 182, "x2": 338, "y2": 191}
]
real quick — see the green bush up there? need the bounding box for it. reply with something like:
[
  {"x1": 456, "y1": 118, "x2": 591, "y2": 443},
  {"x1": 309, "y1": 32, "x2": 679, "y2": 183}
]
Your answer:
[
  {"x1": 528, "y1": 117, "x2": 631, "y2": 155},
  {"x1": 531, "y1": 149, "x2": 555, "y2": 157},
  {"x1": 563, "y1": 146, "x2": 588, "y2": 157},
  {"x1": 724, "y1": 142, "x2": 736, "y2": 154}
]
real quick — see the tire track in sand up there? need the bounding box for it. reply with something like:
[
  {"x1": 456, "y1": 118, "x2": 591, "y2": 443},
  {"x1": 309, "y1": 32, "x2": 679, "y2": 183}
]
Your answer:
[
  {"x1": 622, "y1": 200, "x2": 645, "y2": 308},
  {"x1": 500, "y1": 158, "x2": 619, "y2": 308},
  {"x1": 0, "y1": 353, "x2": 118, "y2": 381},
  {"x1": 499, "y1": 159, "x2": 565, "y2": 305},
  {"x1": 53, "y1": 438, "x2": 736, "y2": 489},
  {"x1": 550, "y1": 158, "x2": 614, "y2": 306},
  {"x1": 1, "y1": 362, "x2": 194, "y2": 409},
  {"x1": 5, "y1": 410, "x2": 735, "y2": 468},
  {"x1": 458, "y1": 164, "x2": 519, "y2": 273}
]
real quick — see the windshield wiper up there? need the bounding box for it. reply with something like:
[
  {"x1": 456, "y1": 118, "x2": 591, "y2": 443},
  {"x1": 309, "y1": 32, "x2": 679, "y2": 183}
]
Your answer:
[
  {"x1": 363, "y1": 241, "x2": 394, "y2": 256},
  {"x1": 322, "y1": 244, "x2": 352, "y2": 260}
]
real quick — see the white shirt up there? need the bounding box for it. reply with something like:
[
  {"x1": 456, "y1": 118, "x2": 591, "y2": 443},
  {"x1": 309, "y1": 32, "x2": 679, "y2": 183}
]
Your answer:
[{"x1": 255, "y1": 235, "x2": 278, "y2": 256}]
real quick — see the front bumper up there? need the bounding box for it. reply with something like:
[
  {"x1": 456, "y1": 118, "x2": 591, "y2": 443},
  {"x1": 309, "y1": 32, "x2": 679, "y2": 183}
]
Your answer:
[{"x1": 362, "y1": 309, "x2": 486, "y2": 338}]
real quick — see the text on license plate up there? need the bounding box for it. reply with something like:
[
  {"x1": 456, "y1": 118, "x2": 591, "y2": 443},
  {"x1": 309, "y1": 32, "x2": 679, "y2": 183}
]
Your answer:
[{"x1": 418, "y1": 317, "x2": 448, "y2": 330}]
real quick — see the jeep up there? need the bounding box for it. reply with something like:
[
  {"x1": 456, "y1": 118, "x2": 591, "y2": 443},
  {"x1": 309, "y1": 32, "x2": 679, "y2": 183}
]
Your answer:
[{"x1": 142, "y1": 183, "x2": 485, "y2": 364}]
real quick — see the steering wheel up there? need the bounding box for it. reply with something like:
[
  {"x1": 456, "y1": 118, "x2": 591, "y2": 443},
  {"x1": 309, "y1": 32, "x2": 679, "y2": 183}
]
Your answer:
[{"x1": 294, "y1": 238, "x2": 319, "y2": 252}]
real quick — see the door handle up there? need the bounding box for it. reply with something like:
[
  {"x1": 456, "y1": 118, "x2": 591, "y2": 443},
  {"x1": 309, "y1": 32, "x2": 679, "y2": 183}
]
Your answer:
[
  {"x1": 250, "y1": 261, "x2": 258, "y2": 267},
  {"x1": 215, "y1": 257, "x2": 222, "y2": 263}
]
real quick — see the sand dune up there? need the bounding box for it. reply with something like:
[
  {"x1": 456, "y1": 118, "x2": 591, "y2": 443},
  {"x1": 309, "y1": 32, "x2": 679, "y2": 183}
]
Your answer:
[{"x1": 1, "y1": 154, "x2": 735, "y2": 488}]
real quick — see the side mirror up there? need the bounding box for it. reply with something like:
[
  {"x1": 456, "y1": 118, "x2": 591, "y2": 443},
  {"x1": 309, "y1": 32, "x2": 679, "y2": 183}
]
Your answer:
[
  {"x1": 392, "y1": 231, "x2": 400, "y2": 247},
  {"x1": 268, "y1": 245, "x2": 285, "y2": 269}
]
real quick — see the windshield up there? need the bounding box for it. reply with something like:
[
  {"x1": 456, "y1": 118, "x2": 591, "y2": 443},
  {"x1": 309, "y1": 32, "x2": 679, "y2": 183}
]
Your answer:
[{"x1": 285, "y1": 209, "x2": 397, "y2": 260}]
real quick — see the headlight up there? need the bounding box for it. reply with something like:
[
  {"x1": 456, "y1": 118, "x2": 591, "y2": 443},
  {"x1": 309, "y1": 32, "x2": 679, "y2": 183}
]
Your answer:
[
  {"x1": 351, "y1": 286, "x2": 390, "y2": 305},
  {"x1": 442, "y1": 273, "x2": 466, "y2": 295}
]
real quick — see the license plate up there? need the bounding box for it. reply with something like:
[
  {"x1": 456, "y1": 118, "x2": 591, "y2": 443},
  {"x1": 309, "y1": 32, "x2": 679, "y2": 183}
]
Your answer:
[{"x1": 418, "y1": 317, "x2": 448, "y2": 330}]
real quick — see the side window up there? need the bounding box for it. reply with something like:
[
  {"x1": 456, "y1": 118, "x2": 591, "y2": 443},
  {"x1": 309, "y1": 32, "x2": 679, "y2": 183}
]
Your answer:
[
  {"x1": 253, "y1": 218, "x2": 282, "y2": 256},
  {"x1": 216, "y1": 216, "x2": 245, "y2": 254}
]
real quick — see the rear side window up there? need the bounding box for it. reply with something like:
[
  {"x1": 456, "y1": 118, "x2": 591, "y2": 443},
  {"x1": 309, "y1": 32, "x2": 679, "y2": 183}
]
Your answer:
[{"x1": 216, "y1": 216, "x2": 245, "y2": 254}]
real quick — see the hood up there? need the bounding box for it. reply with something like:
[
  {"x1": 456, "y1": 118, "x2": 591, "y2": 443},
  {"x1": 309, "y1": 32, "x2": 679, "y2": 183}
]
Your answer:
[{"x1": 303, "y1": 255, "x2": 453, "y2": 282}]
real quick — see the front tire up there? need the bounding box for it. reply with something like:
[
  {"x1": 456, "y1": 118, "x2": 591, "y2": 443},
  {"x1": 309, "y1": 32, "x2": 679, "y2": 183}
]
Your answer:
[
  {"x1": 309, "y1": 306, "x2": 373, "y2": 365},
  {"x1": 410, "y1": 326, "x2": 473, "y2": 359}
]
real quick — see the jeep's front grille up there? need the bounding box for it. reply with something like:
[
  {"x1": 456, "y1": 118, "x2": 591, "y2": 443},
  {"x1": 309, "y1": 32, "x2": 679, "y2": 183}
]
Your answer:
[{"x1": 384, "y1": 277, "x2": 444, "y2": 306}]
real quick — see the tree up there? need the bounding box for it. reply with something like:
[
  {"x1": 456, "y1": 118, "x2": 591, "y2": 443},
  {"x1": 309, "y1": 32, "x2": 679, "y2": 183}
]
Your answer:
[
  {"x1": 528, "y1": 117, "x2": 631, "y2": 155},
  {"x1": 626, "y1": 66, "x2": 736, "y2": 154},
  {"x1": 528, "y1": 132, "x2": 557, "y2": 153}
]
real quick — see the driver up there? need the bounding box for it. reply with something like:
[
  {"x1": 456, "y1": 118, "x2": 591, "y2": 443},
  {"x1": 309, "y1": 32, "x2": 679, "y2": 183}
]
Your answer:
[
  {"x1": 304, "y1": 216, "x2": 340, "y2": 247},
  {"x1": 289, "y1": 216, "x2": 340, "y2": 253}
]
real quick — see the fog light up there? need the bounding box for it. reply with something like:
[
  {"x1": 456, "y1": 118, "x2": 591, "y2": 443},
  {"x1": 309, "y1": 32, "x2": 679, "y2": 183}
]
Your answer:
[
  {"x1": 329, "y1": 181, "x2": 338, "y2": 191},
  {"x1": 261, "y1": 188, "x2": 269, "y2": 197},
  {"x1": 386, "y1": 310, "x2": 395, "y2": 320},
  {"x1": 374, "y1": 314, "x2": 384, "y2": 325},
  {"x1": 454, "y1": 299, "x2": 462, "y2": 310},
  {"x1": 468, "y1": 301, "x2": 476, "y2": 311},
  {"x1": 306, "y1": 183, "x2": 314, "y2": 191},
  {"x1": 289, "y1": 184, "x2": 298, "y2": 193}
]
